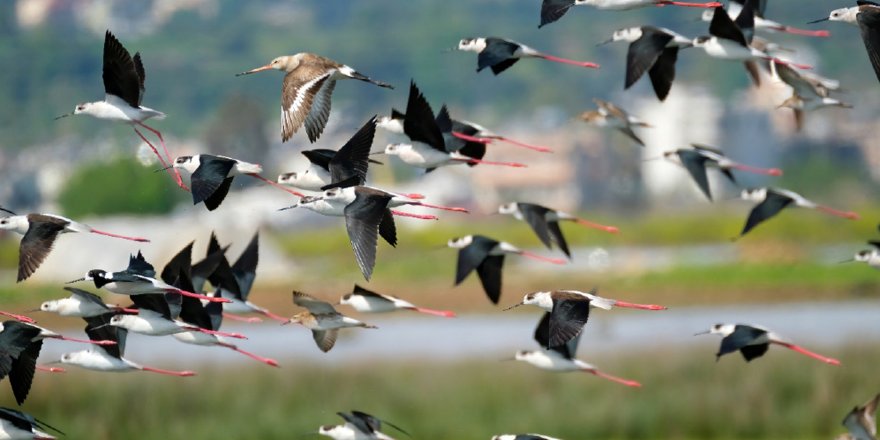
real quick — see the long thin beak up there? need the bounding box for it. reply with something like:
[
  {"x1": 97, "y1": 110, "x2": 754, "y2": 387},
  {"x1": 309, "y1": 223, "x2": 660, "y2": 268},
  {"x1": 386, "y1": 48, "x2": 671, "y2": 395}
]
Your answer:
[
  {"x1": 155, "y1": 164, "x2": 174, "y2": 173},
  {"x1": 54, "y1": 113, "x2": 73, "y2": 120},
  {"x1": 807, "y1": 17, "x2": 829, "y2": 24},
  {"x1": 281, "y1": 320, "x2": 294, "y2": 326},
  {"x1": 43, "y1": 359, "x2": 63, "y2": 365},
  {"x1": 236, "y1": 65, "x2": 273, "y2": 76},
  {"x1": 25, "y1": 308, "x2": 41, "y2": 313},
  {"x1": 65, "y1": 277, "x2": 86, "y2": 284},
  {"x1": 90, "y1": 323, "x2": 111, "y2": 330},
  {"x1": 694, "y1": 330, "x2": 711, "y2": 336},
  {"x1": 837, "y1": 258, "x2": 855, "y2": 264},
  {"x1": 502, "y1": 303, "x2": 523, "y2": 311},
  {"x1": 441, "y1": 47, "x2": 458, "y2": 53},
  {"x1": 499, "y1": 356, "x2": 517, "y2": 361},
  {"x1": 368, "y1": 151, "x2": 385, "y2": 156},
  {"x1": 596, "y1": 38, "x2": 614, "y2": 47},
  {"x1": 278, "y1": 205, "x2": 299, "y2": 211}
]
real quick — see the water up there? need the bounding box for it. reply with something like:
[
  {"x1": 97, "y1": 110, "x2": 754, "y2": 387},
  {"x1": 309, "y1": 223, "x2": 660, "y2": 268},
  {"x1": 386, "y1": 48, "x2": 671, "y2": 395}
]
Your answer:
[{"x1": 38, "y1": 300, "x2": 880, "y2": 368}]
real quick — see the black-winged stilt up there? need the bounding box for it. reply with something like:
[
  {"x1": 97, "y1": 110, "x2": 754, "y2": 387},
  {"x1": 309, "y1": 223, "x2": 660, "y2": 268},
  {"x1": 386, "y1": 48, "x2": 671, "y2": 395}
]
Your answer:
[
  {"x1": 456, "y1": 37, "x2": 599, "y2": 75},
  {"x1": 338, "y1": 284, "x2": 456, "y2": 317},
  {"x1": 236, "y1": 53, "x2": 392, "y2": 143},
  {"x1": 598, "y1": 27, "x2": 693, "y2": 101},
  {"x1": 317, "y1": 410, "x2": 409, "y2": 440},
  {"x1": 38, "y1": 287, "x2": 135, "y2": 318},
  {"x1": 660, "y1": 144, "x2": 782, "y2": 201},
  {"x1": 498, "y1": 202, "x2": 619, "y2": 259},
  {"x1": 696, "y1": 323, "x2": 840, "y2": 364},
  {"x1": 0, "y1": 407, "x2": 62, "y2": 440},
  {"x1": 738, "y1": 187, "x2": 859, "y2": 237}
]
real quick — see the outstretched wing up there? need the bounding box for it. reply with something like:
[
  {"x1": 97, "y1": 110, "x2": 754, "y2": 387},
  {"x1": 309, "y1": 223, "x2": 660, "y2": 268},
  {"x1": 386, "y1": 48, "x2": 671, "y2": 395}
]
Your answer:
[
  {"x1": 344, "y1": 187, "x2": 393, "y2": 280},
  {"x1": 191, "y1": 155, "x2": 236, "y2": 208},
  {"x1": 324, "y1": 116, "x2": 377, "y2": 190},
  {"x1": 102, "y1": 30, "x2": 142, "y2": 108},
  {"x1": 740, "y1": 191, "x2": 794, "y2": 236}
]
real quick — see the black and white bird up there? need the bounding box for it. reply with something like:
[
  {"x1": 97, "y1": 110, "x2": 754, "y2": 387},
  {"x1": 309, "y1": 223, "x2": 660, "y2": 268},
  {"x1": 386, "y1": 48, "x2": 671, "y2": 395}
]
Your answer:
[
  {"x1": 837, "y1": 393, "x2": 879, "y2": 440},
  {"x1": 282, "y1": 186, "x2": 398, "y2": 280},
  {"x1": 58, "y1": 314, "x2": 196, "y2": 376},
  {"x1": 338, "y1": 284, "x2": 456, "y2": 317},
  {"x1": 383, "y1": 82, "x2": 525, "y2": 171},
  {"x1": 696, "y1": 323, "x2": 841, "y2": 364},
  {"x1": 0, "y1": 321, "x2": 45, "y2": 405},
  {"x1": 0, "y1": 208, "x2": 148, "y2": 282},
  {"x1": 503, "y1": 289, "x2": 666, "y2": 347},
  {"x1": 578, "y1": 99, "x2": 651, "y2": 146},
  {"x1": 38, "y1": 287, "x2": 135, "y2": 318},
  {"x1": 811, "y1": 2, "x2": 880, "y2": 83},
  {"x1": 55, "y1": 30, "x2": 184, "y2": 189},
  {"x1": 546, "y1": 0, "x2": 720, "y2": 16},
  {"x1": 68, "y1": 251, "x2": 230, "y2": 303},
  {"x1": 851, "y1": 237, "x2": 880, "y2": 269},
  {"x1": 511, "y1": 312, "x2": 642, "y2": 387},
  {"x1": 277, "y1": 116, "x2": 379, "y2": 191},
  {"x1": 317, "y1": 410, "x2": 409, "y2": 440},
  {"x1": 0, "y1": 407, "x2": 62, "y2": 440},
  {"x1": 598, "y1": 26, "x2": 693, "y2": 101},
  {"x1": 236, "y1": 53, "x2": 392, "y2": 143},
  {"x1": 492, "y1": 434, "x2": 562, "y2": 440},
  {"x1": 456, "y1": 37, "x2": 599, "y2": 75},
  {"x1": 285, "y1": 292, "x2": 377, "y2": 353},
  {"x1": 701, "y1": 1, "x2": 831, "y2": 38},
  {"x1": 498, "y1": 202, "x2": 619, "y2": 259},
  {"x1": 660, "y1": 144, "x2": 782, "y2": 201},
  {"x1": 447, "y1": 235, "x2": 566, "y2": 304},
  {"x1": 738, "y1": 188, "x2": 859, "y2": 237}
]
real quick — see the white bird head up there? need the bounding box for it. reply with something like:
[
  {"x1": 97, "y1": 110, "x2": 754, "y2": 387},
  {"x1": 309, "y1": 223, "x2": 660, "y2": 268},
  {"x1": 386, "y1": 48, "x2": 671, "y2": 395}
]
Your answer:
[
  {"x1": 497, "y1": 202, "x2": 518, "y2": 215},
  {"x1": 608, "y1": 27, "x2": 644, "y2": 44},
  {"x1": 457, "y1": 37, "x2": 486, "y2": 52},
  {"x1": 39, "y1": 300, "x2": 59, "y2": 313},
  {"x1": 172, "y1": 155, "x2": 200, "y2": 173},
  {"x1": 854, "y1": 250, "x2": 875, "y2": 262},
  {"x1": 691, "y1": 35, "x2": 713, "y2": 47},
  {"x1": 826, "y1": 7, "x2": 860, "y2": 24},
  {"x1": 277, "y1": 171, "x2": 298, "y2": 185},
  {"x1": 697, "y1": 323, "x2": 735, "y2": 337},
  {"x1": 0, "y1": 215, "x2": 29, "y2": 235},
  {"x1": 514, "y1": 350, "x2": 538, "y2": 362},
  {"x1": 447, "y1": 235, "x2": 474, "y2": 249},
  {"x1": 522, "y1": 291, "x2": 553, "y2": 309},
  {"x1": 740, "y1": 187, "x2": 768, "y2": 202},
  {"x1": 383, "y1": 143, "x2": 411, "y2": 156}
]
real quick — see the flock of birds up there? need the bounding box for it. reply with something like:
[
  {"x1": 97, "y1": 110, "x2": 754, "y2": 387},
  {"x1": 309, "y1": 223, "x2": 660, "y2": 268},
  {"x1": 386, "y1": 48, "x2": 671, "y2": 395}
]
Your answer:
[{"x1": 0, "y1": 0, "x2": 878, "y2": 438}]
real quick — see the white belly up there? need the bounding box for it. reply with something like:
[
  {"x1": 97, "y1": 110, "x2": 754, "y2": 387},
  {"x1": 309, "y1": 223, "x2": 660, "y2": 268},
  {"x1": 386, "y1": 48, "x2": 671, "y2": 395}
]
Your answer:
[
  {"x1": 703, "y1": 39, "x2": 760, "y2": 60},
  {"x1": 398, "y1": 144, "x2": 453, "y2": 168}
]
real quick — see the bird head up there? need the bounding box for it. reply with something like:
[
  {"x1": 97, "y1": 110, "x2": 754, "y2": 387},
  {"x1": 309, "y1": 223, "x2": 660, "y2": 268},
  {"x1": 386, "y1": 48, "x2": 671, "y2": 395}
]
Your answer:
[
  {"x1": 172, "y1": 155, "x2": 199, "y2": 173},
  {"x1": 696, "y1": 323, "x2": 734, "y2": 337},
  {"x1": 691, "y1": 36, "x2": 712, "y2": 47},
  {"x1": 514, "y1": 350, "x2": 535, "y2": 362},
  {"x1": 277, "y1": 171, "x2": 299, "y2": 185},
  {"x1": 237, "y1": 54, "x2": 301, "y2": 75},
  {"x1": 447, "y1": 235, "x2": 474, "y2": 249},
  {"x1": 39, "y1": 301, "x2": 59, "y2": 313},
  {"x1": 0, "y1": 215, "x2": 29, "y2": 234},
  {"x1": 109, "y1": 315, "x2": 125, "y2": 327},
  {"x1": 740, "y1": 187, "x2": 767, "y2": 202},
  {"x1": 457, "y1": 37, "x2": 486, "y2": 52},
  {"x1": 383, "y1": 143, "x2": 410, "y2": 156},
  {"x1": 338, "y1": 293, "x2": 353, "y2": 306},
  {"x1": 497, "y1": 202, "x2": 518, "y2": 215},
  {"x1": 854, "y1": 250, "x2": 874, "y2": 263}
]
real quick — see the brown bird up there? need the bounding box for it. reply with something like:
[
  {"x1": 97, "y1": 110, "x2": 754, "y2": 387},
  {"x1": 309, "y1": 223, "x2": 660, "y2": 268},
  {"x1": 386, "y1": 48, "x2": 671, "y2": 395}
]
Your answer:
[
  {"x1": 237, "y1": 53, "x2": 393, "y2": 143},
  {"x1": 579, "y1": 98, "x2": 651, "y2": 146},
  {"x1": 836, "y1": 393, "x2": 879, "y2": 440},
  {"x1": 285, "y1": 291, "x2": 377, "y2": 352}
]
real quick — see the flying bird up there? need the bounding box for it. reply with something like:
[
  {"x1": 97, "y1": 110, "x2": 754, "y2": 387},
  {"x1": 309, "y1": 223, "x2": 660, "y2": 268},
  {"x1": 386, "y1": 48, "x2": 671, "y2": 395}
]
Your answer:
[
  {"x1": 540, "y1": 0, "x2": 720, "y2": 27},
  {"x1": 511, "y1": 312, "x2": 642, "y2": 387},
  {"x1": 0, "y1": 208, "x2": 148, "y2": 282},
  {"x1": 456, "y1": 37, "x2": 599, "y2": 75},
  {"x1": 277, "y1": 116, "x2": 379, "y2": 191},
  {"x1": 700, "y1": 1, "x2": 831, "y2": 37},
  {"x1": 738, "y1": 187, "x2": 859, "y2": 237},
  {"x1": 598, "y1": 26, "x2": 693, "y2": 101},
  {"x1": 498, "y1": 202, "x2": 619, "y2": 259},
  {"x1": 38, "y1": 287, "x2": 135, "y2": 318},
  {"x1": 503, "y1": 289, "x2": 666, "y2": 347},
  {"x1": 317, "y1": 410, "x2": 409, "y2": 440},
  {"x1": 338, "y1": 284, "x2": 456, "y2": 317},
  {"x1": 836, "y1": 392, "x2": 879, "y2": 440},
  {"x1": 0, "y1": 321, "x2": 45, "y2": 405},
  {"x1": 850, "y1": 237, "x2": 880, "y2": 269},
  {"x1": 0, "y1": 407, "x2": 62, "y2": 440},
  {"x1": 772, "y1": 62, "x2": 851, "y2": 131},
  {"x1": 236, "y1": 53, "x2": 393, "y2": 143},
  {"x1": 285, "y1": 292, "x2": 377, "y2": 353},
  {"x1": 660, "y1": 144, "x2": 782, "y2": 201},
  {"x1": 55, "y1": 30, "x2": 184, "y2": 189},
  {"x1": 578, "y1": 99, "x2": 651, "y2": 146},
  {"x1": 696, "y1": 323, "x2": 840, "y2": 364},
  {"x1": 447, "y1": 235, "x2": 566, "y2": 304}
]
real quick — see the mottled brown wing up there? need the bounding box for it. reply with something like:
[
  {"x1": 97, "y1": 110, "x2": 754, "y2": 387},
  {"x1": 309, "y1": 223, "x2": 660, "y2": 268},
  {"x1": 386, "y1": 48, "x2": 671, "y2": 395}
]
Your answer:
[
  {"x1": 17, "y1": 220, "x2": 66, "y2": 282},
  {"x1": 280, "y1": 64, "x2": 335, "y2": 143},
  {"x1": 312, "y1": 329, "x2": 338, "y2": 352},
  {"x1": 292, "y1": 291, "x2": 337, "y2": 314}
]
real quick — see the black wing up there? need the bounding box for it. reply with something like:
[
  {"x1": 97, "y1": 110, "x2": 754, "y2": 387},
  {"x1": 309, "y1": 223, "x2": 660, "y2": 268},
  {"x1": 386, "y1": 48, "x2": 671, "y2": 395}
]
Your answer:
[
  {"x1": 130, "y1": 293, "x2": 175, "y2": 320},
  {"x1": 677, "y1": 150, "x2": 713, "y2": 201},
  {"x1": 739, "y1": 343, "x2": 769, "y2": 361},
  {"x1": 708, "y1": 6, "x2": 749, "y2": 47},
  {"x1": 858, "y1": 8, "x2": 880, "y2": 83},
  {"x1": 16, "y1": 220, "x2": 65, "y2": 282},
  {"x1": 126, "y1": 250, "x2": 156, "y2": 278},
  {"x1": 718, "y1": 325, "x2": 767, "y2": 358},
  {"x1": 84, "y1": 314, "x2": 125, "y2": 358},
  {"x1": 403, "y1": 81, "x2": 445, "y2": 152},
  {"x1": 350, "y1": 410, "x2": 411, "y2": 437},
  {"x1": 534, "y1": 312, "x2": 581, "y2": 360},
  {"x1": 102, "y1": 30, "x2": 142, "y2": 108},
  {"x1": 548, "y1": 298, "x2": 591, "y2": 348},
  {"x1": 9, "y1": 339, "x2": 41, "y2": 405},
  {"x1": 540, "y1": 0, "x2": 575, "y2": 28},
  {"x1": 647, "y1": 46, "x2": 678, "y2": 101},
  {"x1": 479, "y1": 38, "x2": 520, "y2": 74},
  {"x1": 192, "y1": 155, "x2": 237, "y2": 209},
  {"x1": 132, "y1": 52, "x2": 146, "y2": 105},
  {"x1": 454, "y1": 236, "x2": 498, "y2": 285},
  {"x1": 626, "y1": 29, "x2": 674, "y2": 90},
  {"x1": 160, "y1": 242, "x2": 193, "y2": 286},
  {"x1": 203, "y1": 232, "x2": 242, "y2": 298},
  {"x1": 344, "y1": 188, "x2": 393, "y2": 280},
  {"x1": 740, "y1": 190, "x2": 794, "y2": 236},
  {"x1": 177, "y1": 289, "x2": 215, "y2": 330},
  {"x1": 436, "y1": 105, "x2": 464, "y2": 152},
  {"x1": 0, "y1": 407, "x2": 63, "y2": 437},
  {"x1": 0, "y1": 322, "x2": 41, "y2": 380},
  {"x1": 733, "y1": 0, "x2": 755, "y2": 44},
  {"x1": 476, "y1": 255, "x2": 504, "y2": 304},
  {"x1": 517, "y1": 203, "x2": 554, "y2": 250},
  {"x1": 231, "y1": 232, "x2": 259, "y2": 299},
  {"x1": 300, "y1": 149, "x2": 334, "y2": 171},
  {"x1": 323, "y1": 116, "x2": 377, "y2": 190},
  {"x1": 352, "y1": 284, "x2": 386, "y2": 299},
  {"x1": 378, "y1": 209, "x2": 397, "y2": 247}
]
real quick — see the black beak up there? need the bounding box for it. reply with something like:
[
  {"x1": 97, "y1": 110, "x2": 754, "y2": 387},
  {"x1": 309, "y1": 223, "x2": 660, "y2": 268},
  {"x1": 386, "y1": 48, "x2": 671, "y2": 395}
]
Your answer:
[
  {"x1": 54, "y1": 113, "x2": 73, "y2": 120},
  {"x1": 155, "y1": 165, "x2": 174, "y2": 173},
  {"x1": 596, "y1": 38, "x2": 614, "y2": 47},
  {"x1": 807, "y1": 17, "x2": 829, "y2": 24}
]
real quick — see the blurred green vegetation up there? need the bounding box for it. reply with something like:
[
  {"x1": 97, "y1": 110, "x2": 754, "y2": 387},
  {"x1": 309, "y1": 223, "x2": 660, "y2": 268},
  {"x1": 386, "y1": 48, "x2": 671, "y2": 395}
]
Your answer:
[
  {"x1": 10, "y1": 345, "x2": 876, "y2": 439},
  {"x1": 57, "y1": 157, "x2": 186, "y2": 217}
]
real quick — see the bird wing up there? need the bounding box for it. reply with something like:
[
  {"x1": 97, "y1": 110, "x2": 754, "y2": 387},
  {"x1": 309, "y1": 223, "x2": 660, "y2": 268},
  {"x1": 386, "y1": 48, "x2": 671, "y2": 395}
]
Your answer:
[
  {"x1": 324, "y1": 116, "x2": 377, "y2": 190},
  {"x1": 352, "y1": 284, "x2": 390, "y2": 300},
  {"x1": 9, "y1": 339, "x2": 41, "y2": 405},
  {"x1": 454, "y1": 236, "x2": 498, "y2": 285},
  {"x1": 708, "y1": 6, "x2": 749, "y2": 47},
  {"x1": 292, "y1": 291, "x2": 337, "y2": 314},
  {"x1": 517, "y1": 203, "x2": 554, "y2": 250},
  {"x1": 534, "y1": 312, "x2": 581, "y2": 360},
  {"x1": 338, "y1": 412, "x2": 377, "y2": 434},
  {"x1": 476, "y1": 255, "x2": 505, "y2": 305},
  {"x1": 344, "y1": 187, "x2": 393, "y2": 280},
  {"x1": 548, "y1": 298, "x2": 591, "y2": 349},
  {"x1": 546, "y1": 221, "x2": 571, "y2": 258},
  {"x1": 132, "y1": 52, "x2": 146, "y2": 105},
  {"x1": 312, "y1": 329, "x2": 338, "y2": 352},
  {"x1": 102, "y1": 30, "x2": 142, "y2": 108},
  {"x1": 281, "y1": 66, "x2": 334, "y2": 143},
  {"x1": 350, "y1": 410, "x2": 411, "y2": 437},
  {"x1": 858, "y1": 8, "x2": 880, "y2": 83},
  {"x1": 130, "y1": 293, "x2": 176, "y2": 320},
  {"x1": 231, "y1": 232, "x2": 259, "y2": 299},
  {"x1": 540, "y1": 0, "x2": 575, "y2": 28},
  {"x1": 191, "y1": 155, "x2": 237, "y2": 207},
  {"x1": 647, "y1": 46, "x2": 678, "y2": 101},
  {"x1": 733, "y1": 0, "x2": 756, "y2": 44},
  {"x1": 718, "y1": 325, "x2": 767, "y2": 358},
  {"x1": 303, "y1": 76, "x2": 337, "y2": 144},
  {"x1": 403, "y1": 81, "x2": 445, "y2": 152},
  {"x1": 17, "y1": 217, "x2": 66, "y2": 282},
  {"x1": 378, "y1": 209, "x2": 398, "y2": 247},
  {"x1": 677, "y1": 150, "x2": 714, "y2": 201},
  {"x1": 84, "y1": 314, "x2": 124, "y2": 358},
  {"x1": 160, "y1": 242, "x2": 193, "y2": 287},
  {"x1": 64, "y1": 287, "x2": 108, "y2": 309},
  {"x1": 626, "y1": 30, "x2": 674, "y2": 90},
  {"x1": 738, "y1": 343, "x2": 769, "y2": 361},
  {"x1": 0, "y1": 322, "x2": 41, "y2": 381},
  {"x1": 0, "y1": 407, "x2": 61, "y2": 437},
  {"x1": 177, "y1": 289, "x2": 216, "y2": 330},
  {"x1": 126, "y1": 250, "x2": 156, "y2": 278},
  {"x1": 301, "y1": 149, "x2": 334, "y2": 171},
  {"x1": 479, "y1": 38, "x2": 520, "y2": 74},
  {"x1": 774, "y1": 63, "x2": 826, "y2": 98},
  {"x1": 740, "y1": 190, "x2": 794, "y2": 236},
  {"x1": 204, "y1": 235, "x2": 243, "y2": 300}
]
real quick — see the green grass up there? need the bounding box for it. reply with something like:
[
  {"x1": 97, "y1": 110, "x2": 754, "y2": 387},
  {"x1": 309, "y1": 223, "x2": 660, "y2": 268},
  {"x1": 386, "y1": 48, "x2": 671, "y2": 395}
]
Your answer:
[{"x1": 10, "y1": 345, "x2": 878, "y2": 439}]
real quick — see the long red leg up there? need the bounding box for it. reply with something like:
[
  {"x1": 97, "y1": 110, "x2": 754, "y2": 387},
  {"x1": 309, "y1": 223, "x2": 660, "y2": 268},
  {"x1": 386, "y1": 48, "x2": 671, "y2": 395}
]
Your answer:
[
  {"x1": 0, "y1": 311, "x2": 35, "y2": 324},
  {"x1": 657, "y1": 0, "x2": 722, "y2": 7},
  {"x1": 816, "y1": 205, "x2": 859, "y2": 220},
  {"x1": 184, "y1": 326, "x2": 246, "y2": 339},
  {"x1": 587, "y1": 369, "x2": 642, "y2": 387},
  {"x1": 536, "y1": 54, "x2": 599, "y2": 69},
  {"x1": 52, "y1": 335, "x2": 116, "y2": 345},
  {"x1": 391, "y1": 210, "x2": 438, "y2": 220},
  {"x1": 135, "y1": 123, "x2": 186, "y2": 190},
  {"x1": 88, "y1": 228, "x2": 150, "y2": 242},
  {"x1": 769, "y1": 57, "x2": 812, "y2": 70},
  {"x1": 141, "y1": 366, "x2": 196, "y2": 376},
  {"x1": 223, "y1": 312, "x2": 263, "y2": 323},
  {"x1": 220, "y1": 343, "x2": 279, "y2": 367},
  {"x1": 452, "y1": 131, "x2": 492, "y2": 144},
  {"x1": 774, "y1": 341, "x2": 840, "y2": 365},
  {"x1": 175, "y1": 289, "x2": 231, "y2": 303},
  {"x1": 257, "y1": 309, "x2": 290, "y2": 323},
  {"x1": 729, "y1": 163, "x2": 783, "y2": 176},
  {"x1": 397, "y1": 193, "x2": 425, "y2": 200},
  {"x1": 491, "y1": 136, "x2": 554, "y2": 153},
  {"x1": 36, "y1": 365, "x2": 65, "y2": 373},
  {"x1": 455, "y1": 157, "x2": 527, "y2": 168},
  {"x1": 777, "y1": 26, "x2": 830, "y2": 37},
  {"x1": 613, "y1": 300, "x2": 667, "y2": 311},
  {"x1": 573, "y1": 218, "x2": 620, "y2": 234},
  {"x1": 408, "y1": 306, "x2": 456, "y2": 318},
  {"x1": 517, "y1": 251, "x2": 567, "y2": 265},
  {"x1": 412, "y1": 202, "x2": 469, "y2": 213},
  {"x1": 246, "y1": 174, "x2": 305, "y2": 197}
]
